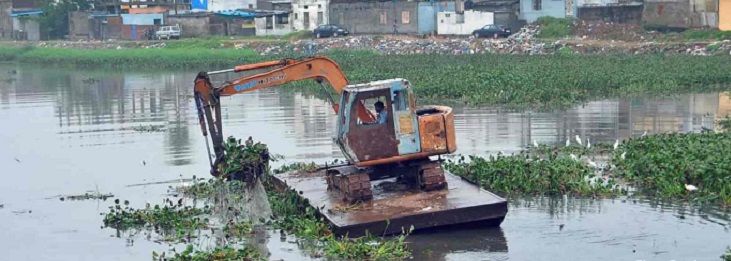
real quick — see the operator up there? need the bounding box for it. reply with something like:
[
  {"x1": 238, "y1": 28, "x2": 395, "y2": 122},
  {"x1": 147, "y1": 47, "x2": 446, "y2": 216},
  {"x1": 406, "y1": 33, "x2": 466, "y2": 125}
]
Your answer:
[{"x1": 365, "y1": 101, "x2": 388, "y2": 125}]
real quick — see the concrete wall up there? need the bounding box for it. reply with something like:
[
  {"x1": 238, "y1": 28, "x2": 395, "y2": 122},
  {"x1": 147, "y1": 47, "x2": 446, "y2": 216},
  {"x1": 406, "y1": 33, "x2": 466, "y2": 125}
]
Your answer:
[
  {"x1": 209, "y1": 0, "x2": 257, "y2": 11},
  {"x1": 642, "y1": 0, "x2": 691, "y2": 28},
  {"x1": 418, "y1": 1, "x2": 455, "y2": 34},
  {"x1": 293, "y1": 0, "x2": 328, "y2": 31},
  {"x1": 577, "y1": 5, "x2": 643, "y2": 24},
  {"x1": 437, "y1": 10, "x2": 494, "y2": 35},
  {"x1": 0, "y1": 0, "x2": 11, "y2": 38},
  {"x1": 12, "y1": 16, "x2": 40, "y2": 40},
  {"x1": 520, "y1": 0, "x2": 569, "y2": 22},
  {"x1": 168, "y1": 16, "x2": 210, "y2": 37},
  {"x1": 121, "y1": 13, "x2": 164, "y2": 25},
  {"x1": 255, "y1": 15, "x2": 294, "y2": 35},
  {"x1": 329, "y1": 1, "x2": 418, "y2": 34},
  {"x1": 721, "y1": 0, "x2": 731, "y2": 30},
  {"x1": 69, "y1": 11, "x2": 91, "y2": 40}
]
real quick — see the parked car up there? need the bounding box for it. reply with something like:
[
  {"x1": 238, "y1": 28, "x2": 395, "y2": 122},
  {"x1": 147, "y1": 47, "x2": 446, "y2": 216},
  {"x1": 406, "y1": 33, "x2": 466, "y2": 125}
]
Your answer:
[
  {"x1": 313, "y1": 24, "x2": 349, "y2": 38},
  {"x1": 472, "y1": 24, "x2": 512, "y2": 38},
  {"x1": 155, "y1": 25, "x2": 181, "y2": 40}
]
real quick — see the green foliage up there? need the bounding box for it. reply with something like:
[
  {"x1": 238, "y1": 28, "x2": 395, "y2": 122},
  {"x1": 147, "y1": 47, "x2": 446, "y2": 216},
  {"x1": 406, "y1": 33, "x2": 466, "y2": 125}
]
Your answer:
[
  {"x1": 612, "y1": 133, "x2": 731, "y2": 206},
  {"x1": 219, "y1": 136, "x2": 275, "y2": 180},
  {"x1": 535, "y1": 17, "x2": 573, "y2": 38},
  {"x1": 102, "y1": 199, "x2": 210, "y2": 238},
  {"x1": 723, "y1": 247, "x2": 731, "y2": 261},
  {"x1": 153, "y1": 244, "x2": 263, "y2": 261},
  {"x1": 444, "y1": 154, "x2": 619, "y2": 197},
  {"x1": 0, "y1": 46, "x2": 24, "y2": 61},
  {"x1": 222, "y1": 221, "x2": 254, "y2": 237},
  {"x1": 682, "y1": 30, "x2": 731, "y2": 40},
  {"x1": 283, "y1": 30, "x2": 314, "y2": 41},
  {"x1": 36, "y1": 0, "x2": 92, "y2": 39},
  {"x1": 717, "y1": 115, "x2": 731, "y2": 131}
]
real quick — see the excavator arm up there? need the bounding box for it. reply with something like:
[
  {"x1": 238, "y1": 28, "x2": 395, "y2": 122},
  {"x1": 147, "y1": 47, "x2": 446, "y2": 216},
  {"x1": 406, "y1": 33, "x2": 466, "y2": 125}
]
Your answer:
[{"x1": 193, "y1": 56, "x2": 376, "y2": 177}]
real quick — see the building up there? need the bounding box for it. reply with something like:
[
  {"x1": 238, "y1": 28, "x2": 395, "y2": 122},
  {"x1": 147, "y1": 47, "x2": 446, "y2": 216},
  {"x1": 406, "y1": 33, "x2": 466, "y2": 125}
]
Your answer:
[
  {"x1": 120, "y1": 13, "x2": 165, "y2": 40},
  {"x1": 11, "y1": 10, "x2": 42, "y2": 40},
  {"x1": 519, "y1": 0, "x2": 576, "y2": 23},
  {"x1": 329, "y1": 0, "x2": 417, "y2": 34},
  {"x1": 437, "y1": 10, "x2": 494, "y2": 35},
  {"x1": 575, "y1": 0, "x2": 643, "y2": 24},
  {"x1": 642, "y1": 0, "x2": 718, "y2": 29},
  {"x1": 191, "y1": 0, "x2": 258, "y2": 11},
  {"x1": 254, "y1": 10, "x2": 293, "y2": 35},
  {"x1": 69, "y1": 12, "x2": 123, "y2": 40},
  {"x1": 94, "y1": 0, "x2": 192, "y2": 14},
  {"x1": 722, "y1": 0, "x2": 731, "y2": 30},
  {"x1": 417, "y1": 1, "x2": 456, "y2": 34},
  {"x1": 468, "y1": 0, "x2": 523, "y2": 30},
  {"x1": 292, "y1": 0, "x2": 328, "y2": 31}
]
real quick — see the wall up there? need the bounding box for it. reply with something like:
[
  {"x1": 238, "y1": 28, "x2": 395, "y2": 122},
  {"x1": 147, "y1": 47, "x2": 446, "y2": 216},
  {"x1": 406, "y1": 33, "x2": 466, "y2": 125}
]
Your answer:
[
  {"x1": 293, "y1": 0, "x2": 328, "y2": 31},
  {"x1": 417, "y1": 1, "x2": 455, "y2": 34},
  {"x1": 121, "y1": 13, "x2": 164, "y2": 25},
  {"x1": 209, "y1": 0, "x2": 257, "y2": 11},
  {"x1": 642, "y1": 0, "x2": 691, "y2": 29},
  {"x1": 69, "y1": 11, "x2": 91, "y2": 40},
  {"x1": 520, "y1": 0, "x2": 570, "y2": 23},
  {"x1": 168, "y1": 16, "x2": 210, "y2": 37},
  {"x1": 722, "y1": 0, "x2": 731, "y2": 30},
  {"x1": 128, "y1": 6, "x2": 172, "y2": 14},
  {"x1": 0, "y1": 0, "x2": 11, "y2": 38},
  {"x1": 121, "y1": 24, "x2": 157, "y2": 40},
  {"x1": 11, "y1": 16, "x2": 40, "y2": 40},
  {"x1": 576, "y1": 4, "x2": 643, "y2": 24},
  {"x1": 255, "y1": 15, "x2": 293, "y2": 35},
  {"x1": 329, "y1": 1, "x2": 418, "y2": 34},
  {"x1": 437, "y1": 10, "x2": 494, "y2": 35}
]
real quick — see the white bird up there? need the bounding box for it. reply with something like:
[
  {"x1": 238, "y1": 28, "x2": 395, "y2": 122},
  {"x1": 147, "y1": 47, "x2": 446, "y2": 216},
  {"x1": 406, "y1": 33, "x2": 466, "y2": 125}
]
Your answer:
[
  {"x1": 575, "y1": 135, "x2": 583, "y2": 146},
  {"x1": 566, "y1": 138, "x2": 571, "y2": 147},
  {"x1": 570, "y1": 153, "x2": 578, "y2": 161},
  {"x1": 586, "y1": 138, "x2": 591, "y2": 149},
  {"x1": 621, "y1": 152, "x2": 626, "y2": 160},
  {"x1": 685, "y1": 184, "x2": 698, "y2": 191},
  {"x1": 642, "y1": 130, "x2": 647, "y2": 137},
  {"x1": 533, "y1": 140, "x2": 539, "y2": 148},
  {"x1": 588, "y1": 160, "x2": 598, "y2": 169},
  {"x1": 613, "y1": 139, "x2": 619, "y2": 150}
]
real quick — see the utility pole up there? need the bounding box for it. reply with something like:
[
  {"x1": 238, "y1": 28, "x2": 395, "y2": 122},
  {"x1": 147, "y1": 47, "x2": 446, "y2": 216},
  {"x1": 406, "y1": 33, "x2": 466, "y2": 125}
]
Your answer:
[{"x1": 174, "y1": 0, "x2": 178, "y2": 15}]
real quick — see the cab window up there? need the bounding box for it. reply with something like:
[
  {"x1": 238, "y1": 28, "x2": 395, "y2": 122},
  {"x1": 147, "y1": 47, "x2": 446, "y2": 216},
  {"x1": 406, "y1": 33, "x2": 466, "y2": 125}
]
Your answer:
[{"x1": 355, "y1": 95, "x2": 388, "y2": 126}]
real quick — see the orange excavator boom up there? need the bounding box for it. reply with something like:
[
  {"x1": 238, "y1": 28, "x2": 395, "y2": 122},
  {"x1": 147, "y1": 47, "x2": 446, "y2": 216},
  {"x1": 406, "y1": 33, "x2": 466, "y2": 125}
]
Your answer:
[{"x1": 193, "y1": 56, "x2": 375, "y2": 176}]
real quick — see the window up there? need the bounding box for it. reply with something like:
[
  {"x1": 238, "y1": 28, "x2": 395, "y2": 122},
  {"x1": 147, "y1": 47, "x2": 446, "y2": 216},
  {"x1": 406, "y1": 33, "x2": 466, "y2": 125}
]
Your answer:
[
  {"x1": 392, "y1": 91, "x2": 407, "y2": 111},
  {"x1": 266, "y1": 16, "x2": 273, "y2": 29},
  {"x1": 318, "y1": 4, "x2": 321, "y2": 8},
  {"x1": 276, "y1": 14, "x2": 289, "y2": 24},
  {"x1": 380, "y1": 12, "x2": 387, "y2": 24},
  {"x1": 295, "y1": 13, "x2": 298, "y2": 19},
  {"x1": 153, "y1": 19, "x2": 161, "y2": 25},
  {"x1": 533, "y1": 0, "x2": 542, "y2": 10},
  {"x1": 357, "y1": 96, "x2": 388, "y2": 126},
  {"x1": 401, "y1": 11, "x2": 409, "y2": 24},
  {"x1": 339, "y1": 12, "x2": 344, "y2": 24},
  {"x1": 317, "y1": 11, "x2": 323, "y2": 25},
  {"x1": 304, "y1": 5, "x2": 308, "y2": 9},
  {"x1": 248, "y1": 4, "x2": 253, "y2": 8}
]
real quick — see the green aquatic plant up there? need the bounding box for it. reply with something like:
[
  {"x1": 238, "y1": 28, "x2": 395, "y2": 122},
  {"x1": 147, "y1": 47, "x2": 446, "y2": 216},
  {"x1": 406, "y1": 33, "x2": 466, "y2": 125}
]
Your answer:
[
  {"x1": 60, "y1": 192, "x2": 114, "y2": 201},
  {"x1": 444, "y1": 153, "x2": 619, "y2": 197},
  {"x1": 612, "y1": 132, "x2": 731, "y2": 206},
  {"x1": 717, "y1": 115, "x2": 731, "y2": 132},
  {"x1": 723, "y1": 247, "x2": 731, "y2": 261},
  {"x1": 153, "y1": 244, "x2": 263, "y2": 261},
  {"x1": 102, "y1": 199, "x2": 210, "y2": 239}
]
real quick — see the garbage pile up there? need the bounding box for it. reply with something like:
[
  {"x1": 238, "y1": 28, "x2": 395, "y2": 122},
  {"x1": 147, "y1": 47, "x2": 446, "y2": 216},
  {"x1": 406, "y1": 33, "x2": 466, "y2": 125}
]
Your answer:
[{"x1": 572, "y1": 21, "x2": 649, "y2": 41}]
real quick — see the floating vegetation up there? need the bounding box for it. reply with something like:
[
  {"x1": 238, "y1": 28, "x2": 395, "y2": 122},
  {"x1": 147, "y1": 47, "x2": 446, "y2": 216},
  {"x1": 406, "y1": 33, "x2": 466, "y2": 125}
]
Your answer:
[
  {"x1": 153, "y1": 245, "x2": 263, "y2": 261},
  {"x1": 101, "y1": 198, "x2": 210, "y2": 242},
  {"x1": 444, "y1": 154, "x2": 620, "y2": 197},
  {"x1": 60, "y1": 192, "x2": 114, "y2": 201},
  {"x1": 528, "y1": 142, "x2": 616, "y2": 156},
  {"x1": 723, "y1": 247, "x2": 731, "y2": 261},
  {"x1": 612, "y1": 132, "x2": 731, "y2": 206}
]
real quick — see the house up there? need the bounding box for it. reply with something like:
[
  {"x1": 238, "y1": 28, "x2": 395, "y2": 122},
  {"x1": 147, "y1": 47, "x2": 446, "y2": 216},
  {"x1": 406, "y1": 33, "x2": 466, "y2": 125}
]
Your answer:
[
  {"x1": 722, "y1": 0, "x2": 731, "y2": 30},
  {"x1": 191, "y1": 0, "x2": 258, "y2": 11},
  {"x1": 437, "y1": 10, "x2": 494, "y2": 35},
  {"x1": 329, "y1": 0, "x2": 418, "y2": 34},
  {"x1": 94, "y1": 0, "x2": 191, "y2": 14},
  {"x1": 468, "y1": 0, "x2": 523, "y2": 32},
  {"x1": 416, "y1": 1, "x2": 456, "y2": 34},
  {"x1": 643, "y1": 0, "x2": 718, "y2": 29},
  {"x1": 292, "y1": 0, "x2": 328, "y2": 31},
  {"x1": 120, "y1": 13, "x2": 164, "y2": 39},
  {"x1": 575, "y1": 0, "x2": 643, "y2": 24},
  {"x1": 519, "y1": 0, "x2": 576, "y2": 23},
  {"x1": 11, "y1": 10, "x2": 42, "y2": 40},
  {"x1": 254, "y1": 10, "x2": 293, "y2": 35}
]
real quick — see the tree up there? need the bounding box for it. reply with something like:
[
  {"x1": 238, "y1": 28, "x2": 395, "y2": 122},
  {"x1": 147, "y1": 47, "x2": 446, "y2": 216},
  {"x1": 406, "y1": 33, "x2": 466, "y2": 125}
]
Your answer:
[{"x1": 36, "y1": 0, "x2": 92, "y2": 40}]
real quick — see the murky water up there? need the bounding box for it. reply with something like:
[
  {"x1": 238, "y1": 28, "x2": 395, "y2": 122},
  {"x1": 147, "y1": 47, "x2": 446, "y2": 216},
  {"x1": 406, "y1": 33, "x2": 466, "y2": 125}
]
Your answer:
[{"x1": 1, "y1": 64, "x2": 729, "y2": 261}]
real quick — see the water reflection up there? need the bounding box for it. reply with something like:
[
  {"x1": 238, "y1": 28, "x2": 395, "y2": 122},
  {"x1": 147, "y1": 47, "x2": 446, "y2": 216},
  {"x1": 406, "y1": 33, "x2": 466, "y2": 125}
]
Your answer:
[{"x1": 1, "y1": 64, "x2": 731, "y2": 261}]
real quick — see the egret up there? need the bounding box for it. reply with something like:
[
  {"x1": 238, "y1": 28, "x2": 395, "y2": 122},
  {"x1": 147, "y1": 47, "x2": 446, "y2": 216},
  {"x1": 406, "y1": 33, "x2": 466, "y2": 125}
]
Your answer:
[
  {"x1": 586, "y1": 138, "x2": 591, "y2": 149},
  {"x1": 575, "y1": 135, "x2": 583, "y2": 146},
  {"x1": 588, "y1": 160, "x2": 598, "y2": 169},
  {"x1": 533, "y1": 140, "x2": 539, "y2": 148},
  {"x1": 621, "y1": 152, "x2": 626, "y2": 160},
  {"x1": 685, "y1": 184, "x2": 698, "y2": 192},
  {"x1": 570, "y1": 153, "x2": 578, "y2": 161},
  {"x1": 641, "y1": 130, "x2": 647, "y2": 137},
  {"x1": 566, "y1": 138, "x2": 571, "y2": 147},
  {"x1": 613, "y1": 139, "x2": 619, "y2": 150}
]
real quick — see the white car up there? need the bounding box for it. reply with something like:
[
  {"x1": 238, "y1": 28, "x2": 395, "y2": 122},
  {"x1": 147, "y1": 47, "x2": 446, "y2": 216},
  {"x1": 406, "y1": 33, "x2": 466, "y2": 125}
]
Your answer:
[{"x1": 155, "y1": 26, "x2": 181, "y2": 40}]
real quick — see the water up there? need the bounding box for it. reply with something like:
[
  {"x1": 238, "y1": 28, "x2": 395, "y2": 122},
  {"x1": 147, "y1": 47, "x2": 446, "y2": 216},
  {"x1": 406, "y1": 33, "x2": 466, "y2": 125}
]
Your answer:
[{"x1": 0, "y1": 64, "x2": 729, "y2": 261}]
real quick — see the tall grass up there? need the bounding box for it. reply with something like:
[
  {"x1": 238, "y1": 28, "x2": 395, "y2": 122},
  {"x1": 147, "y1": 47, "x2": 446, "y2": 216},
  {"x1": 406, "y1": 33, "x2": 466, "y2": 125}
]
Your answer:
[{"x1": 535, "y1": 16, "x2": 573, "y2": 39}]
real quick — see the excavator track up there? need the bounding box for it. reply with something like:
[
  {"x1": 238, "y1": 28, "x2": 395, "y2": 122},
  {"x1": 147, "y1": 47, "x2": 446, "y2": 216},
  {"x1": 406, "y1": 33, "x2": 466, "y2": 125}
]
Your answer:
[
  {"x1": 326, "y1": 167, "x2": 373, "y2": 203},
  {"x1": 417, "y1": 161, "x2": 448, "y2": 191}
]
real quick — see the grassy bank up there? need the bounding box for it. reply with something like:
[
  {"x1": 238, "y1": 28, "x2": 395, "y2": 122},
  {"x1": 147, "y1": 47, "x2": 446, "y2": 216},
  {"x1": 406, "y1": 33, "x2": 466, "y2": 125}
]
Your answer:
[{"x1": 5, "y1": 46, "x2": 731, "y2": 108}]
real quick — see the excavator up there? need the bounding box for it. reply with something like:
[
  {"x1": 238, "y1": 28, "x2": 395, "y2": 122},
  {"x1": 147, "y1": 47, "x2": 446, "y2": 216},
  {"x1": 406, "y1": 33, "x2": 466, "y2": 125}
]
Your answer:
[{"x1": 194, "y1": 56, "x2": 458, "y2": 202}]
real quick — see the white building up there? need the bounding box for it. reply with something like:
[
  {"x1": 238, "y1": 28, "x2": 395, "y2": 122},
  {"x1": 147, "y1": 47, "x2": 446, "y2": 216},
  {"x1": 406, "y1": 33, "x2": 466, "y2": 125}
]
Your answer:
[
  {"x1": 291, "y1": 0, "x2": 328, "y2": 31},
  {"x1": 191, "y1": 0, "x2": 258, "y2": 11},
  {"x1": 255, "y1": 12, "x2": 294, "y2": 36},
  {"x1": 437, "y1": 10, "x2": 494, "y2": 35}
]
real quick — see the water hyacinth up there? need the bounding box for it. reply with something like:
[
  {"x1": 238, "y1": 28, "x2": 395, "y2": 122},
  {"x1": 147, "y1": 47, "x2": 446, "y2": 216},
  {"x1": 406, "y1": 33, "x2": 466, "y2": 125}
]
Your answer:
[
  {"x1": 444, "y1": 153, "x2": 619, "y2": 197},
  {"x1": 612, "y1": 132, "x2": 731, "y2": 206}
]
